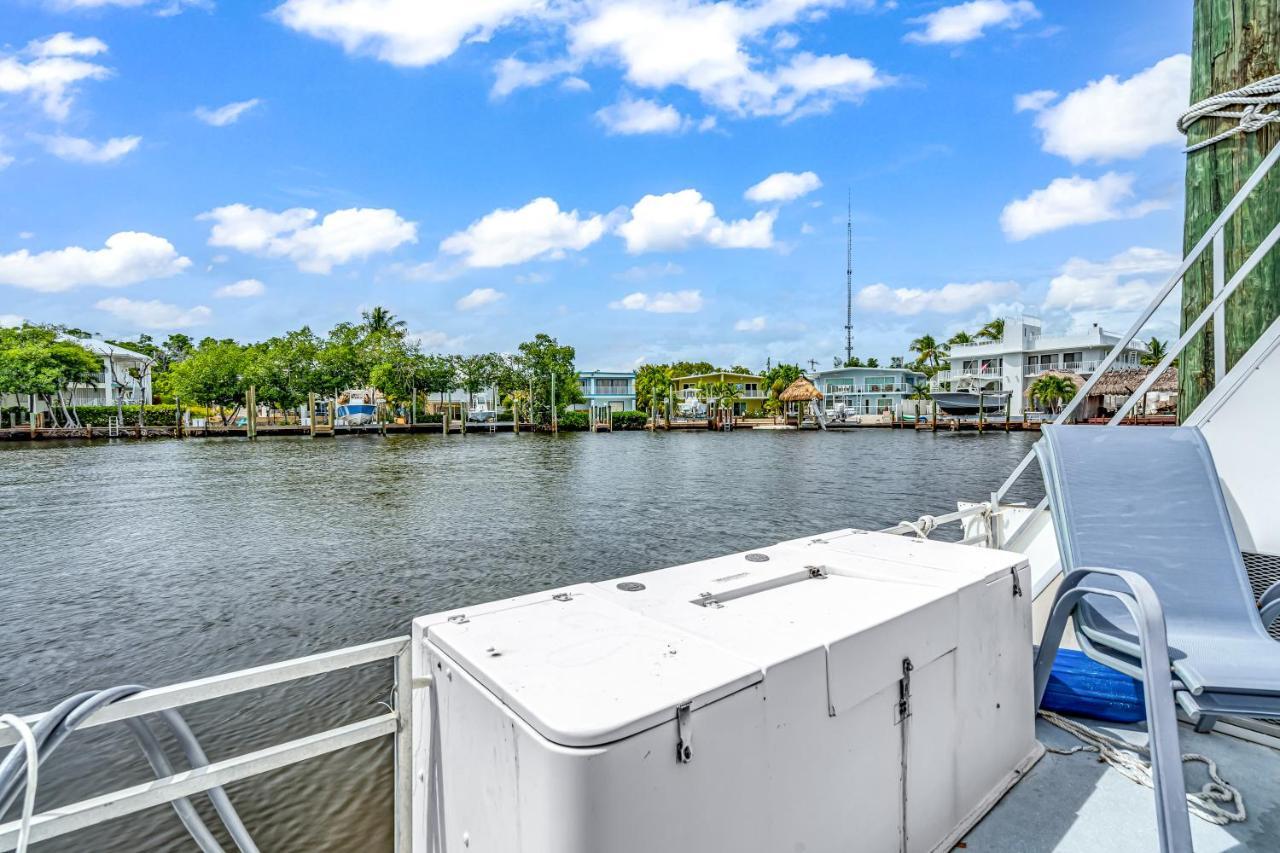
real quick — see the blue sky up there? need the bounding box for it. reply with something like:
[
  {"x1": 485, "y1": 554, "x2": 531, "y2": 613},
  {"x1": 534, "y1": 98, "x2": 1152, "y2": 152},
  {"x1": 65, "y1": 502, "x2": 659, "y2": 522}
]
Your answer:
[{"x1": 1, "y1": 0, "x2": 1193, "y2": 371}]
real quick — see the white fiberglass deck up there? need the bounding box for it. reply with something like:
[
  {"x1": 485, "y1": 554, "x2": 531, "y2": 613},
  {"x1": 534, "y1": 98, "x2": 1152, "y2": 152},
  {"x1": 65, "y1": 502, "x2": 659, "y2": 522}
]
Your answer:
[{"x1": 964, "y1": 716, "x2": 1280, "y2": 851}]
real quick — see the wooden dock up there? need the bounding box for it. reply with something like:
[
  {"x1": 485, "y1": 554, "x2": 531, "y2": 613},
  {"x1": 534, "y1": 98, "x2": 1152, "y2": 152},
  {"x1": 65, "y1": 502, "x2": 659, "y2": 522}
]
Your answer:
[{"x1": 0, "y1": 421, "x2": 531, "y2": 441}]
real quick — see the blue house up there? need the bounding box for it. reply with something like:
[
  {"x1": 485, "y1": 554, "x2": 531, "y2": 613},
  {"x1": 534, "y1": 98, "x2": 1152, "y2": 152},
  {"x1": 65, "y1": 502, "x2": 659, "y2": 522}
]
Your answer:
[
  {"x1": 812, "y1": 366, "x2": 926, "y2": 418},
  {"x1": 576, "y1": 371, "x2": 637, "y2": 417}
]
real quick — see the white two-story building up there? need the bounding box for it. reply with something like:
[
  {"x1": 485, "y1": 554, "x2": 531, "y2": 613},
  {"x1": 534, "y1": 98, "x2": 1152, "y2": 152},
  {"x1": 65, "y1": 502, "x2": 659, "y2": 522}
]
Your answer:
[{"x1": 930, "y1": 316, "x2": 1145, "y2": 417}]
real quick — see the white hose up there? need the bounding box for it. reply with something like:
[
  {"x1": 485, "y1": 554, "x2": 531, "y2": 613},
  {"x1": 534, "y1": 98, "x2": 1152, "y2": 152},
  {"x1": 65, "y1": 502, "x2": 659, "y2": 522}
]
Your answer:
[{"x1": 0, "y1": 715, "x2": 37, "y2": 853}]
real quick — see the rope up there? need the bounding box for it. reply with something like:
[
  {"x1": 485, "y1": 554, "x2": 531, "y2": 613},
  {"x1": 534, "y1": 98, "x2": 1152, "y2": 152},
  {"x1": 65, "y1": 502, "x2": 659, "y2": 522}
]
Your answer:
[
  {"x1": 1178, "y1": 74, "x2": 1280, "y2": 153},
  {"x1": 900, "y1": 514, "x2": 936, "y2": 540},
  {"x1": 1038, "y1": 710, "x2": 1246, "y2": 825},
  {"x1": 0, "y1": 716, "x2": 37, "y2": 853}
]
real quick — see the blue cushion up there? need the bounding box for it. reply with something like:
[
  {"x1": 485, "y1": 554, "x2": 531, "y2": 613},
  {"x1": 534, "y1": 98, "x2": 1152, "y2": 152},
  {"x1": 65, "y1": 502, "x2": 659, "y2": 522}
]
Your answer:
[{"x1": 1041, "y1": 648, "x2": 1146, "y2": 723}]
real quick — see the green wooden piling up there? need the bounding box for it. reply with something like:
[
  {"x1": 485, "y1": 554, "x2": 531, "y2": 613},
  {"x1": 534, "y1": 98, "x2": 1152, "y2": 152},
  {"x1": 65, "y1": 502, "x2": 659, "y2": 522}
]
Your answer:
[{"x1": 1180, "y1": 0, "x2": 1280, "y2": 419}]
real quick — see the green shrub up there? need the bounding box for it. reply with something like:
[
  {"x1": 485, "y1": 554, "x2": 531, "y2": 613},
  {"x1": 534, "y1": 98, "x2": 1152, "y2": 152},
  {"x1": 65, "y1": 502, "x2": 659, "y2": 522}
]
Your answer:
[
  {"x1": 72, "y1": 405, "x2": 181, "y2": 426},
  {"x1": 557, "y1": 410, "x2": 589, "y2": 431},
  {"x1": 414, "y1": 413, "x2": 444, "y2": 423},
  {"x1": 611, "y1": 410, "x2": 648, "y2": 429}
]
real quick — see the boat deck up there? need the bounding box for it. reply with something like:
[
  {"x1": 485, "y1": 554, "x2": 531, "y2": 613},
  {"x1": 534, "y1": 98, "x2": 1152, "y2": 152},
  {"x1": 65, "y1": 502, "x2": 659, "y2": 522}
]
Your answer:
[{"x1": 963, "y1": 716, "x2": 1280, "y2": 851}]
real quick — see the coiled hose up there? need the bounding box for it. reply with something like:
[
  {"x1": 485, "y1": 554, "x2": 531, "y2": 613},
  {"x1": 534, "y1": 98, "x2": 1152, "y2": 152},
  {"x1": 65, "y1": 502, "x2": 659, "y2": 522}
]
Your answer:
[{"x1": 0, "y1": 686, "x2": 258, "y2": 853}]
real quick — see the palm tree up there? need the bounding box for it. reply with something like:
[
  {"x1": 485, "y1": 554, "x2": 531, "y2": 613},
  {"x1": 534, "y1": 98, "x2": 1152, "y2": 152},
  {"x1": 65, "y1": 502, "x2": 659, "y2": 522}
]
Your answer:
[
  {"x1": 1028, "y1": 374, "x2": 1077, "y2": 414},
  {"x1": 716, "y1": 380, "x2": 742, "y2": 426},
  {"x1": 361, "y1": 306, "x2": 407, "y2": 337},
  {"x1": 695, "y1": 380, "x2": 718, "y2": 427},
  {"x1": 947, "y1": 331, "x2": 974, "y2": 346},
  {"x1": 909, "y1": 334, "x2": 948, "y2": 369},
  {"x1": 976, "y1": 318, "x2": 1005, "y2": 342},
  {"x1": 1141, "y1": 337, "x2": 1169, "y2": 366}
]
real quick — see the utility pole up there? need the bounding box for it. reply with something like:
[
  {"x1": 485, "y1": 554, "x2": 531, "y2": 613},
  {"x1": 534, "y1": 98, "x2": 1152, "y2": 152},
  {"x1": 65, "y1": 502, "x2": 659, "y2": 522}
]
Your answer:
[
  {"x1": 844, "y1": 189, "x2": 854, "y2": 366},
  {"x1": 1179, "y1": 0, "x2": 1279, "y2": 418},
  {"x1": 808, "y1": 358, "x2": 818, "y2": 373}
]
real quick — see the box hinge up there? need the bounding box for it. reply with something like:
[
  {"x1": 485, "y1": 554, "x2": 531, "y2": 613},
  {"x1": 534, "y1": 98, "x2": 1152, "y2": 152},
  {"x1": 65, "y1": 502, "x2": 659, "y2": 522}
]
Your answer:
[
  {"x1": 676, "y1": 702, "x2": 693, "y2": 764},
  {"x1": 1010, "y1": 565, "x2": 1023, "y2": 598},
  {"x1": 896, "y1": 657, "x2": 914, "y2": 724}
]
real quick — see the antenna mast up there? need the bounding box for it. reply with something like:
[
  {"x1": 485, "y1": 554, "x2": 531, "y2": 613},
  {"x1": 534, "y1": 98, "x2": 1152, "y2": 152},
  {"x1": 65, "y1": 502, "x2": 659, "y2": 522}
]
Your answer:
[{"x1": 844, "y1": 190, "x2": 853, "y2": 364}]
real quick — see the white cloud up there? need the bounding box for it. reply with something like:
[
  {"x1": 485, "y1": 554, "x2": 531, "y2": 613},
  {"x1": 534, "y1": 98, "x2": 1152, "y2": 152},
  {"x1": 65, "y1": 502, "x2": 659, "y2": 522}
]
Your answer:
[
  {"x1": 855, "y1": 280, "x2": 1020, "y2": 315},
  {"x1": 1000, "y1": 172, "x2": 1165, "y2": 241},
  {"x1": 1014, "y1": 88, "x2": 1056, "y2": 112},
  {"x1": 307, "y1": 0, "x2": 891, "y2": 122},
  {"x1": 0, "y1": 314, "x2": 24, "y2": 327},
  {"x1": 514, "y1": 271, "x2": 549, "y2": 284},
  {"x1": 0, "y1": 232, "x2": 191, "y2": 292},
  {"x1": 41, "y1": 134, "x2": 140, "y2": 163},
  {"x1": 409, "y1": 328, "x2": 466, "y2": 350},
  {"x1": 595, "y1": 96, "x2": 687, "y2": 135},
  {"x1": 439, "y1": 197, "x2": 605, "y2": 268},
  {"x1": 273, "y1": 0, "x2": 546, "y2": 67},
  {"x1": 0, "y1": 151, "x2": 13, "y2": 170},
  {"x1": 214, "y1": 278, "x2": 265, "y2": 298},
  {"x1": 95, "y1": 297, "x2": 211, "y2": 329},
  {"x1": 617, "y1": 189, "x2": 775, "y2": 253},
  {"x1": 1021, "y1": 54, "x2": 1190, "y2": 163},
  {"x1": 195, "y1": 98, "x2": 262, "y2": 126},
  {"x1": 1044, "y1": 246, "x2": 1178, "y2": 313},
  {"x1": 456, "y1": 287, "x2": 505, "y2": 311},
  {"x1": 735, "y1": 315, "x2": 766, "y2": 331},
  {"x1": 615, "y1": 261, "x2": 684, "y2": 282},
  {"x1": 905, "y1": 1, "x2": 1039, "y2": 45},
  {"x1": 610, "y1": 289, "x2": 704, "y2": 313},
  {"x1": 0, "y1": 33, "x2": 113, "y2": 120},
  {"x1": 744, "y1": 170, "x2": 821, "y2": 203},
  {"x1": 200, "y1": 203, "x2": 417, "y2": 273}
]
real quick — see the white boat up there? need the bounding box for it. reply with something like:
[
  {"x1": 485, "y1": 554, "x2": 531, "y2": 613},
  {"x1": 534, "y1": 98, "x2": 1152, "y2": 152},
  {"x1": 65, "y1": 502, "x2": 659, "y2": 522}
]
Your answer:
[
  {"x1": 466, "y1": 407, "x2": 497, "y2": 422},
  {"x1": 335, "y1": 390, "x2": 377, "y2": 426}
]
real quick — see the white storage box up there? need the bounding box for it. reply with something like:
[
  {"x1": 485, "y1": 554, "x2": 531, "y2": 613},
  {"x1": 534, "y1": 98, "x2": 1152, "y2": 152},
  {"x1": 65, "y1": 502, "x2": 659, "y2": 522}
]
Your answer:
[{"x1": 411, "y1": 530, "x2": 1041, "y2": 853}]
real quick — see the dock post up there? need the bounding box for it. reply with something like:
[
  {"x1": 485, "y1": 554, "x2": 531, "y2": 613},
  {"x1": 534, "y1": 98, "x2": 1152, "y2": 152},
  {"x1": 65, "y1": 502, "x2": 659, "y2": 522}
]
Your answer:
[
  {"x1": 309, "y1": 393, "x2": 317, "y2": 437},
  {"x1": 176, "y1": 397, "x2": 183, "y2": 439},
  {"x1": 551, "y1": 374, "x2": 558, "y2": 434},
  {"x1": 247, "y1": 386, "x2": 257, "y2": 440},
  {"x1": 410, "y1": 386, "x2": 416, "y2": 429},
  {"x1": 931, "y1": 400, "x2": 937, "y2": 432},
  {"x1": 1004, "y1": 396, "x2": 1011, "y2": 432},
  {"x1": 978, "y1": 392, "x2": 984, "y2": 433}
]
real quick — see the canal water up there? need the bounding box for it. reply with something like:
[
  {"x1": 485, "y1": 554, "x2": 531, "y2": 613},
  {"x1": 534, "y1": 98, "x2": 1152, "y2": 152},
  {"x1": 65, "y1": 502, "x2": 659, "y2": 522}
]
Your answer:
[{"x1": 0, "y1": 429, "x2": 1044, "y2": 851}]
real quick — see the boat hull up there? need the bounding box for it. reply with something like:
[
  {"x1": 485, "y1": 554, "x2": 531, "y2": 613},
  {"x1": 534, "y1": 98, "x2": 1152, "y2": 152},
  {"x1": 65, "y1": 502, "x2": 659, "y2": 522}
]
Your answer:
[{"x1": 932, "y1": 392, "x2": 1009, "y2": 417}]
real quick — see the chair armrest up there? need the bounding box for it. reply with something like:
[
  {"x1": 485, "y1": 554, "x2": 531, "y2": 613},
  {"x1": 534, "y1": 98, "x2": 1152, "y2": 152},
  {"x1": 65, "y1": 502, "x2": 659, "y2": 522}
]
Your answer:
[{"x1": 1260, "y1": 580, "x2": 1280, "y2": 610}]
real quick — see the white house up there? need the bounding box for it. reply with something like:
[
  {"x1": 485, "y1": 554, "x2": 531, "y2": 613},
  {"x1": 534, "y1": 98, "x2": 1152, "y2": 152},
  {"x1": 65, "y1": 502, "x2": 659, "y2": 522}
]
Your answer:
[
  {"x1": 930, "y1": 316, "x2": 1145, "y2": 417},
  {"x1": 1, "y1": 338, "x2": 153, "y2": 418},
  {"x1": 813, "y1": 365, "x2": 927, "y2": 418}
]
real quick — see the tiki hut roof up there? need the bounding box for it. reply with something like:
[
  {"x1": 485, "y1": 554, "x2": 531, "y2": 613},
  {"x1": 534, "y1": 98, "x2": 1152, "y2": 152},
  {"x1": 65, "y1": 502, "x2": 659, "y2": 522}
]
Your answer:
[
  {"x1": 779, "y1": 376, "x2": 824, "y2": 402},
  {"x1": 1087, "y1": 366, "x2": 1178, "y2": 396}
]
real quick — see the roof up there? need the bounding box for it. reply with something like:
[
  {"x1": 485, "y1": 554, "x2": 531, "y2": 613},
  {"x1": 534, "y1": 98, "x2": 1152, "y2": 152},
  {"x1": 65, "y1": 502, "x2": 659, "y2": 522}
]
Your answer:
[
  {"x1": 815, "y1": 365, "x2": 923, "y2": 378},
  {"x1": 778, "y1": 376, "x2": 824, "y2": 402},
  {"x1": 61, "y1": 336, "x2": 152, "y2": 362},
  {"x1": 578, "y1": 370, "x2": 635, "y2": 378},
  {"x1": 1088, "y1": 366, "x2": 1178, "y2": 396},
  {"x1": 673, "y1": 371, "x2": 764, "y2": 382}
]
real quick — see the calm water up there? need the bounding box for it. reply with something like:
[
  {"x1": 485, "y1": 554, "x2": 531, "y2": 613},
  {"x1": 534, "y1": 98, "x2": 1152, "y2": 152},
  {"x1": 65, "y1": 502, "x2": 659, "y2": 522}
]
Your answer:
[{"x1": 0, "y1": 429, "x2": 1043, "y2": 851}]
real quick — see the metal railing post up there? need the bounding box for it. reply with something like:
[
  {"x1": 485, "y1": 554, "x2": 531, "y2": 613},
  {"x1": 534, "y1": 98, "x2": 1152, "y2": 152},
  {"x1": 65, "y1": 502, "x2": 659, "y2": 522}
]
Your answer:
[{"x1": 394, "y1": 644, "x2": 414, "y2": 853}]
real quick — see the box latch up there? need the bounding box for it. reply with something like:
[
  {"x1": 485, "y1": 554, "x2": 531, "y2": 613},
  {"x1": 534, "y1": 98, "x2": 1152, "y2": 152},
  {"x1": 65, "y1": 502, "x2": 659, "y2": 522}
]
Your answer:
[{"x1": 676, "y1": 702, "x2": 693, "y2": 764}]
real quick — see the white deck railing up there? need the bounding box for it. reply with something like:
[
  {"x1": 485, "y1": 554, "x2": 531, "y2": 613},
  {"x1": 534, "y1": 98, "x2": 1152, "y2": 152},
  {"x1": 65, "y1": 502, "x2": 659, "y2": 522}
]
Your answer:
[
  {"x1": 991, "y1": 139, "x2": 1280, "y2": 507},
  {"x1": 0, "y1": 638, "x2": 413, "y2": 853}
]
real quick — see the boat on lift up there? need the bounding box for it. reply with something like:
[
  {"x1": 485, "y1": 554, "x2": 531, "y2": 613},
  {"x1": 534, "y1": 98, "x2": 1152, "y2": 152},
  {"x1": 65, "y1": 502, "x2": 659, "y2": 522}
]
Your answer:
[
  {"x1": 931, "y1": 390, "x2": 1009, "y2": 417},
  {"x1": 335, "y1": 390, "x2": 377, "y2": 425}
]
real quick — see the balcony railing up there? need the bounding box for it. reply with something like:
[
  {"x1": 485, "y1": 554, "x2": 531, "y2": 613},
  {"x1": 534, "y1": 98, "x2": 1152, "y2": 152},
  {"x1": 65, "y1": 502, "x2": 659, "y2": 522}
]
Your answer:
[{"x1": 824, "y1": 384, "x2": 915, "y2": 394}]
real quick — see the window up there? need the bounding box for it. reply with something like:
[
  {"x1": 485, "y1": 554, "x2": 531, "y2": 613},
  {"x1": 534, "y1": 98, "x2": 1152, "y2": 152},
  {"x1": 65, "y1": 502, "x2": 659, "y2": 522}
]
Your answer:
[
  {"x1": 1063, "y1": 351, "x2": 1083, "y2": 371},
  {"x1": 594, "y1": 378, "x2": 631, "y2": 395}
]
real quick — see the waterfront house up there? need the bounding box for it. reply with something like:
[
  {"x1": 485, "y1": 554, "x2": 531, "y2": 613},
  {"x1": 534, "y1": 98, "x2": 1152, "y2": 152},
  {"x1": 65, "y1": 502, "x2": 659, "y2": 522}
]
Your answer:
[
  {"x1": 930, "y1": 316, "x2": 1145, "y2": 417},
  {"x1": 671, "y1": 371, "x2": 767, "y2": 417},
  {"x1": 1, "y1": 337, "x2": 153, "y2": 421},
  {"x1": 812, "y1": 365, "x2": 927, "y2": 418},
  {"x1": 575, "y1": 371, "x2": 637, "y2": 416}
]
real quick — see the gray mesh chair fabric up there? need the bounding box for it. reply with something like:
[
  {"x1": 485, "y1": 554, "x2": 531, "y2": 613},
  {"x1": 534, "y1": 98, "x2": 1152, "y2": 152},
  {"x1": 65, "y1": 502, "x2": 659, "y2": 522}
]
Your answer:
[{"x1": 1037, "y1": 424, "x2": 1280, "y2": 707}]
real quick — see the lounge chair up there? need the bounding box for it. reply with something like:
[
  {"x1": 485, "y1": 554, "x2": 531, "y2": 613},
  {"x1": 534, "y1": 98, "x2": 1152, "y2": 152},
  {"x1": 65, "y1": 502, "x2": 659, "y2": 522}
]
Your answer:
[{"x1": 1031, "y1": 425, "x2": 1280, "y2": 853}]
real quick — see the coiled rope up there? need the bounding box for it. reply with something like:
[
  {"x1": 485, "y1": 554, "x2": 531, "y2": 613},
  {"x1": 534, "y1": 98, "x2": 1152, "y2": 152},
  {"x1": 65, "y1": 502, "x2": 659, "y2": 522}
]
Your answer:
[
  {"x1": 1038, "y1": 710, "x2": 1246, "y2": 826},
  {"x1": 1178, "y1": 74, "x2": 1280, "y2": 153}
]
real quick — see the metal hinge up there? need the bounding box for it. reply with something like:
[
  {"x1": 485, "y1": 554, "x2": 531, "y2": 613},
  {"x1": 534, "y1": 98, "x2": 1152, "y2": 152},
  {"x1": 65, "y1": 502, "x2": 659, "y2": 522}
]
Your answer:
[
  {"x1": 807, "y1": 565, "x2": 828, "y2": 579},
  {"x1": 1010, "y1": 566, "x2": 1023, "y2": 598},
  {"x1": 552, "y1": 593, "x2": 573, "y2": 602},
  {"x1": 897, "y1": 658, "x2": 914, "y2": 723},
  {"x1": 676, "y1": 702, "x2": 693, "y2": 764}
]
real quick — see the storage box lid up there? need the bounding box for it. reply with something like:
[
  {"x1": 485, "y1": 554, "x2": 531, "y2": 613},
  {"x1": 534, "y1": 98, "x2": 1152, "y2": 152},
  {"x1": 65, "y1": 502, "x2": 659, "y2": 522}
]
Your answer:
[{"x1": 428, "y1": 586, "x2": 763, "y2": 748}]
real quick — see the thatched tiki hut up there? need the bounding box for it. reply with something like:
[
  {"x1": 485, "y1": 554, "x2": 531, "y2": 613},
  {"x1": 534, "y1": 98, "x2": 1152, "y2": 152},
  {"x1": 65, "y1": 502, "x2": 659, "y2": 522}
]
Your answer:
[
  {"x1": 1087, "y1": 366, "x2": 1179, "y2": 419},
  {"x1": 779, "y1": 377, "x2": 823, "y2": 424}
]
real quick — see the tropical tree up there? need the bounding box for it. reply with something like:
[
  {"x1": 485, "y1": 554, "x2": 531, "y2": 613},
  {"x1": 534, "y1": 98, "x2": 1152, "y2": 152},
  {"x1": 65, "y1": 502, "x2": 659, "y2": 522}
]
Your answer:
[
  {"x1": 909, "y1": 334, "x2": 948, "y2": 369},
  {"x1": 167, "y1": 338, "x2": 249, "y2": 425},
  {"x1": 635, "y1": 364, "x2": 673, "y2": 426},
  {"x1": 361, "y1": 306, "x2": 407, "y2": 337},
  {"x1": 1141, "y1": 337, "x2": 1170, "y2": 366},
  {"x1": 715, "y1": 380, "x2": 742, "y2": 425},
  {"x1": 0, "y1": 325, "x2": 101, "y2": 427},
  {"x1": 864, "y1": 356, "x2": 880, "y2": 368},
  {"x1": 976, "y1": 318, "x2": 1005, "y2": 342},
  {"x1": 515, "y1": 333, "x2": 582, "y2": 426},
  {"x1": 1028, "y1": 374, "x2": 1077, "y2": 414},
  {"x1": 947, "y1": 331, "x2": 974, "y2": 347}
]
